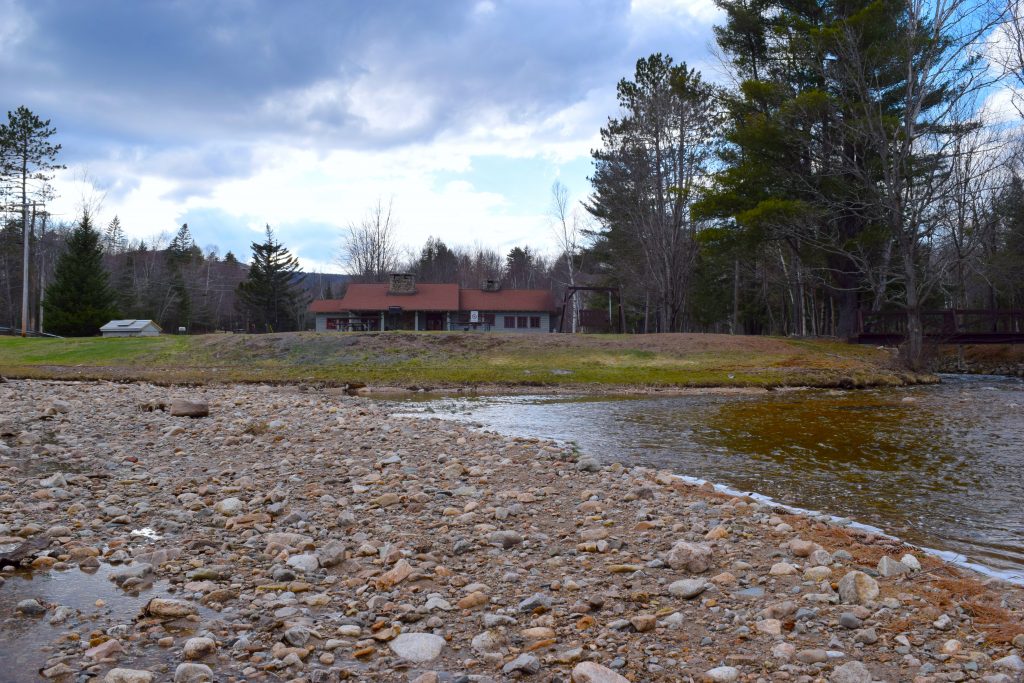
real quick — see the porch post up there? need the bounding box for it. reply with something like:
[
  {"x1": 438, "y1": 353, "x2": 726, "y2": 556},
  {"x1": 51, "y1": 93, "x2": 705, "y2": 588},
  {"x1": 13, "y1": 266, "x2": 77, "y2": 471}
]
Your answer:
[
  {"x1": 380, "y1": 311, "x2": 385, "y2": 331},
  {"x1": 415, "y1": 311, "x2": 419, "y2": 331}
]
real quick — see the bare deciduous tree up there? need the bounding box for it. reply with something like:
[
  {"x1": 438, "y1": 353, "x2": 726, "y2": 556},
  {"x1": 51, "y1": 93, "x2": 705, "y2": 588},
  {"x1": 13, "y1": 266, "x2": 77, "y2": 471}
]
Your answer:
[
  {"x1": 339, "y1": 198, "x2": 401, "y2": 283},
  {"x1": 549, "y1": 181, "x2": 585, "y2": 332}
]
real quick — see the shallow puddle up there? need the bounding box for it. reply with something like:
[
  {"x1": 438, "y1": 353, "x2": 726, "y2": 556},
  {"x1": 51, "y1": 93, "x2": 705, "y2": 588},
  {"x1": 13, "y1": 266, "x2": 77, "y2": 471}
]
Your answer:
[{"x1": 0, "y1": 561, "x2": 206, "y2": 674}]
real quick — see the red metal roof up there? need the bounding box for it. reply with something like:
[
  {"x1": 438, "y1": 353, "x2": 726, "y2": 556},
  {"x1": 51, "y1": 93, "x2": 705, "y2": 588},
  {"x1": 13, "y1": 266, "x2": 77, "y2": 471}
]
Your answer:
[
  {"x1": 459, "y1": 289, "x2": 556, "y2": 312},
  {"x1": 309, "y1": 285, "x2": 557, "y2": 313},
  {"x1": 310, "y1": 284, "x2": 461, "y2": 312}
]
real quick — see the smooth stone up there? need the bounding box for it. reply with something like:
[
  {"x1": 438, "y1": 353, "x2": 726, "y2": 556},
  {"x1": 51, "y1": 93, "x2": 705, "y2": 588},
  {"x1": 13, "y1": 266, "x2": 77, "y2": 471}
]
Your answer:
[
  {"x1": 173, "y1": 663, "x2": 213, "y2": 683},
  {"x1": 993, "y1": 654, "x2": 1024, "y2": 672},
  {"x1": 571, "y1": 662, "x2": 631, "y2": 683},
  {"x1": 183, "y1": 637, "x2": 216, "y2": 660},
  {"x1": 105, "y1": 669, "x2": 155, "y2": 683},
  {"x1": 830, "y1": 661, "x2": 872, "y2": 683},
  {"x1": 665, "y1": 541, "x2": 713, "y2": 573},
  {"x1": 286, "y1": 553, "x2": 320, "y2": 573},
  {"x1": 213, "y1": 497, "x2": 243, "y2": 516},
  {"x1": 502, "y1": 653, "x2": 541, "y2": 675},
  {"x1": 388, "y1": 632, "x2": 446, "y2": 663},
  {"x1": 877, "y1": 556, "x2": 910, "y2": 577},
  {"x1": 837, "y1": 571, "x2": 879, "y2": 605},
  {"x1": 16, "y1": 598, "x2": 46, "y2": 616},
  {"x1": 668, "y1": 578, "x2": 707, "y2": 599},
  {"x1": 169, "y1": 400, "x2": 209, "y2": 418},
  {"x1": 704, "y1": 666, "x2": 740, "y2": 682}
]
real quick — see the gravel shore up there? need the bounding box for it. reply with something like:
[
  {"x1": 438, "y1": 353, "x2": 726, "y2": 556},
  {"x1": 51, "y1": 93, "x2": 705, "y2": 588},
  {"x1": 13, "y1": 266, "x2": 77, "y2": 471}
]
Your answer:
[{"x1": 0, "y1": 379, "x2": 1022, "y2": 683}]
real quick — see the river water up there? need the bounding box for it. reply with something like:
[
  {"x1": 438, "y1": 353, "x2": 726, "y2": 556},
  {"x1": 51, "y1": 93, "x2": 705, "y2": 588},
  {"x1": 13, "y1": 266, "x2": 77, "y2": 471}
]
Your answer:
[{"x1": 391, "y1": 375, "x2": 1024, "y2": 583}]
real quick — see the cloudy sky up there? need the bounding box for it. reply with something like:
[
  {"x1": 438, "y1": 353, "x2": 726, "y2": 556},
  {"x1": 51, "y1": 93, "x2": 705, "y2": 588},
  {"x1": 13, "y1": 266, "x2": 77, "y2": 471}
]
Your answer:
[{"x1": 1, "y1": 0, "x2": 723, "y2": 271}]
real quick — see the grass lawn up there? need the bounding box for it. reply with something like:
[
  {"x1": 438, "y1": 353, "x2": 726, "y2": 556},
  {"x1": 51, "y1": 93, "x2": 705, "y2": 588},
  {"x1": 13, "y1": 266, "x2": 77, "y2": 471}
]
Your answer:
[{"x1": 0, "y1": 331, "x2": 925, "y2": 389}]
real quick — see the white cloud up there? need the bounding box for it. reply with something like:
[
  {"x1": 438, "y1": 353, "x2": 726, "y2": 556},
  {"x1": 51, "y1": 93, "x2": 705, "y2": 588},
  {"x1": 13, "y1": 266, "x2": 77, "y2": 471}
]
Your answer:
[
  {"x1": 0, "y1": 0, "x2": 33, "y2": 61},
  {"x1": 630, "y1": 0, "x2": 722, "y2": 25}
]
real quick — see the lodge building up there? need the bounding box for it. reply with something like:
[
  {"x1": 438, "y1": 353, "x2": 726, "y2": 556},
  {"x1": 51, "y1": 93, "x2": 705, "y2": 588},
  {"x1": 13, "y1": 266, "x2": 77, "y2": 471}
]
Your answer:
[{"x1": 309, "y1": 273, "x2": 556, "y2": 333}]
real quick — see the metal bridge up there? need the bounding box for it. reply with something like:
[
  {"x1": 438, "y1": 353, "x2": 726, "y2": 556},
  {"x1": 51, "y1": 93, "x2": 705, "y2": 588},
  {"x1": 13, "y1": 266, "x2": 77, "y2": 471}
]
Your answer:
[{"x1": 856, "y1": 309, "x2": 1024, "y2": 344}]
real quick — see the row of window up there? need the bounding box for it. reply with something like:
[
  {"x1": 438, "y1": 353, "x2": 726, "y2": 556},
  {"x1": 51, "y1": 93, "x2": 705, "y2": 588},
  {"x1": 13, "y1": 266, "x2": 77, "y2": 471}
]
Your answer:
[{"x1": 504, "y1": 316, "x2": 542, "y2": 329}]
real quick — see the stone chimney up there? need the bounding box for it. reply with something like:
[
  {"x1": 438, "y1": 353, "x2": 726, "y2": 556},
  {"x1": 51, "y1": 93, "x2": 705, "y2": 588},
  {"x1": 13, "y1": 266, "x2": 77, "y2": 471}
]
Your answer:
[
  {"x1": 388, "y1": 273, "x2": 417, "y2": 295},
  {"x1": 480, "y1": 278, "x2": 501, "y2": 292}
]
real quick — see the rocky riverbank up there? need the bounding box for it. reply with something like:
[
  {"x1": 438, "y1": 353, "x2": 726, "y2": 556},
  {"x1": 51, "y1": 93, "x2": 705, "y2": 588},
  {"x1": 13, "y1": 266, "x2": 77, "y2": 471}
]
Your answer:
[{"x1": 0, "y1": 379, "x2": 1022, "y2": 683}]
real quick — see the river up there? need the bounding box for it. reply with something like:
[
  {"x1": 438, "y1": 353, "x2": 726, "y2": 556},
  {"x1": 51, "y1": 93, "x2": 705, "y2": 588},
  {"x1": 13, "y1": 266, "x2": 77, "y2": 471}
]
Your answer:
[{"x1": 390, "y1": 374, "x2": 1024, "y2": 583}]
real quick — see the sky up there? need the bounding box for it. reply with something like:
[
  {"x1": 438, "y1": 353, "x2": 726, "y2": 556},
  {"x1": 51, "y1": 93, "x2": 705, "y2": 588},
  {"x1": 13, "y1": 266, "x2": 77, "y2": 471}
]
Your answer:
[{"x1": 0, "y1": 0, "x2": 725, "y2": 272}]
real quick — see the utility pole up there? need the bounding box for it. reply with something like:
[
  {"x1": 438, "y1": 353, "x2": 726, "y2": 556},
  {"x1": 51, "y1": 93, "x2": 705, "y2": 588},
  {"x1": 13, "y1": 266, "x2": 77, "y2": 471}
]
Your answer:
[{"x1": 21, "y1": 199, "x2": 29, "y2": 336}]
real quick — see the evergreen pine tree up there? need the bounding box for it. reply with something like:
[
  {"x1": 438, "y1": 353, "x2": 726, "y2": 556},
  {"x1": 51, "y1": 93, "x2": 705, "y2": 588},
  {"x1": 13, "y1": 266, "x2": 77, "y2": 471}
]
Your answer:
[
  {"x1": 43, "y1": 210, "x2": 118, "y2": 336},
  {"x1": 236, "y1": 225, "x2": 306, "y2": 332},
  {"x1": 103, "y1": 216, "x2": 126, "y2": 255}
]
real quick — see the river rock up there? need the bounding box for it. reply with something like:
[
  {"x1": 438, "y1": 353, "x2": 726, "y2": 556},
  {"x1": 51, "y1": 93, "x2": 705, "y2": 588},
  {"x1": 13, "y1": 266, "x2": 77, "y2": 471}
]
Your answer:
[
  {"x1": 16, "y1": 598, "x2": 45, "y2": 616},
  {"x1": 900, "y1": 553, "x2": 921, "y2": 571},
  {"x1": 388, "y1": 632, "x2": 446, "y2": 663},
  {"x1": 503, "y1": 653, "x2": 541, "y2": 675},
  {"x1": 704, "y1": 666, "x2": 740, "y2": 682},
  {"x1": 877, "y1": 556, "x2": 910, "y2": 577},
  {"x1": 488, "y1": 530, "x2": 524, "y2": 549},
  {"x1": 169, "y1": 399, "x2": 209, "y2": 418},
  {"x1": 830, "y1": 661, "x2": 872, "y2": 683},
  {"x1": 668, "y1": 578, "x2": 708, "y2": 598},
  {"x1": 993, "y1": 654, "x2": 1024, "y2": 672},
  {"x1": 86, "y1": 638, "x2": 123, "y2": 660},
  {"x1": 144, "y1": 598, "x2": 197, "y2": 618},
  {"x1": 183, "y1": 637, "x2": 216, "y2": 659},
  {"x1": 173, "y1": 663, "x2": 213, "y2": 683},
  {"x1": 39, "y1": 472, "x2": 67, "y2": 488},
  {"x1": 837, "y1": 571, "x2": 879, "y2": 605},
  {"x1": 666, "y1": 541, "x2": 712, "y2": 573},
  {"x1": 105, "y1": 669, "x2": 155, "y2": 683},
  {"x1": 285, "y1": 553, "x2": 319, "y2": 573},
  {"x1": 213, "y1": 497, "x2": 243, "y2": 516},
  {"x1": 571, "y1": 662, "x2": 631, "y2": 683}
]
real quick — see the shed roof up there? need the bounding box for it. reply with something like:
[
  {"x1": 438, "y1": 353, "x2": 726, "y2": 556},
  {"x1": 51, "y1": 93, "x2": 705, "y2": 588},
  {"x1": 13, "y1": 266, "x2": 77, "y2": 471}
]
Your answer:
[
  {"x1": 308, "y1": 285, "x2": 557, "y2": 314},
  {"x1": 309, "y1": 284, "x2": 461, "y2": 313},
  {"x1": 459, "y1": 289, "x2": 555, "y2": 312},
  {"x1": 99, "y1": 319, "x2": 162, "y2": 332}
]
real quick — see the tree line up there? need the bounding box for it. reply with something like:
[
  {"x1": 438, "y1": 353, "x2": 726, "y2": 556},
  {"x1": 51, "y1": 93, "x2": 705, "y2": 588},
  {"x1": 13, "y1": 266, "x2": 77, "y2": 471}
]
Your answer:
[{"x1": 579, "y1": 0, "x2": 1024, "y2": 368}]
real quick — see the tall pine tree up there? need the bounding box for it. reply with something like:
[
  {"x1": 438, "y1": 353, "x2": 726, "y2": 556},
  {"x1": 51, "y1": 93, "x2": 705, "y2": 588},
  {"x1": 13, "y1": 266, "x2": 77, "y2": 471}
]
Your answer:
[
  {"x1": 43, "y1": 210, "x2": 117, "y2": 336},
  {"x1": 236, "y1": 225, "x2": 306, "y2": 332}
]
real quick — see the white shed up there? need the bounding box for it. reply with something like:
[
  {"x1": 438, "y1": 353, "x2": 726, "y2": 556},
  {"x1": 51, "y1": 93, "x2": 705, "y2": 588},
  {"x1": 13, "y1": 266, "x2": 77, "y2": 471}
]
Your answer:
[{"x1": 100, "y1": 319, "x2": 162, "y2": 337}]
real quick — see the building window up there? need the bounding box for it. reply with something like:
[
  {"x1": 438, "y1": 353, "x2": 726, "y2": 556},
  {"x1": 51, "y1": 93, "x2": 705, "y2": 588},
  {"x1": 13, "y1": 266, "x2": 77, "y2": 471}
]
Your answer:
[
  {"x1": 517, "y1": 316, "x2": 527, "y2": 328},
  {"x1": 326, "y1": 318, "x2": 339, "y2": 330},
  {"x1": 503, "y1": 315, "x2": 515, "y2": 328},
  {"x1": 530, "y1": 316, "x2": 541, "y2": 328}
]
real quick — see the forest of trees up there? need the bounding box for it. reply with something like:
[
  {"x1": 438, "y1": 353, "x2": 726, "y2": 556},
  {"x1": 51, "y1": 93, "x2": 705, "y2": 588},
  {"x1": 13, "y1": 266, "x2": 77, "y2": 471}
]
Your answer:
[
  {"x1": 1, "y1": 0, "x2": 1022, "y2": 365},
  {"x1": 581, "y1": 0, "x2": 1024, "y2": 368}
]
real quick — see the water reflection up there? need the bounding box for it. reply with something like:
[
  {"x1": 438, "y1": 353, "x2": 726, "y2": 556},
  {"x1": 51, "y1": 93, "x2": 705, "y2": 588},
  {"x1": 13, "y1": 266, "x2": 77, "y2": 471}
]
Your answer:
[{"x1": 392, "y1": 376, "x2": 1024, "y2": 577}]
